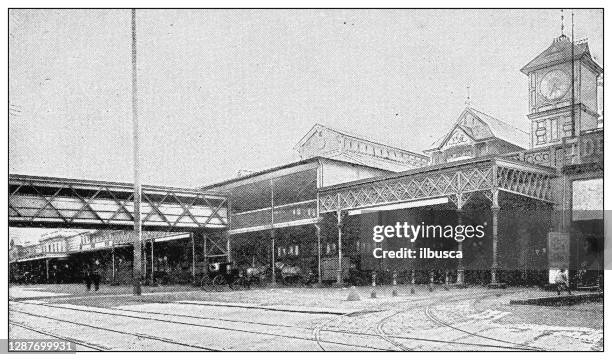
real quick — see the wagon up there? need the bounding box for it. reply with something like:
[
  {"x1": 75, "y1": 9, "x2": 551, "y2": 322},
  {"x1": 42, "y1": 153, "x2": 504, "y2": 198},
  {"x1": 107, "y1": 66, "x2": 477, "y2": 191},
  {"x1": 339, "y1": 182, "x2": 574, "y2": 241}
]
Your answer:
[{"x1": 200, "y1": 262, "x2": 249, "y2": 291}]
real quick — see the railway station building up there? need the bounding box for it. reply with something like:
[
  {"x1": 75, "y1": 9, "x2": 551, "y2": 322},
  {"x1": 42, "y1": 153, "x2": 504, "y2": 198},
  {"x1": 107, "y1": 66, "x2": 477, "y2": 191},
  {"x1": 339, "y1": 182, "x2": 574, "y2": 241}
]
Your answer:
[{"x1": 9, "y1": 34, "x2": 604, "y2": 289}]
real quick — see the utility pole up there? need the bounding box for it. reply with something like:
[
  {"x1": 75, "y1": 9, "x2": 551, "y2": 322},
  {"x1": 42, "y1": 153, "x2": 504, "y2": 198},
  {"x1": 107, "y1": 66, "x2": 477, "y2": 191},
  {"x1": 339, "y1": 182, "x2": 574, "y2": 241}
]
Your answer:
[
  {"x1": 131, "y1": 8, "x2": 142, "y2": 296},
  {"x1": 571, "y1": 11, "x2": 576, "y2": 138}
]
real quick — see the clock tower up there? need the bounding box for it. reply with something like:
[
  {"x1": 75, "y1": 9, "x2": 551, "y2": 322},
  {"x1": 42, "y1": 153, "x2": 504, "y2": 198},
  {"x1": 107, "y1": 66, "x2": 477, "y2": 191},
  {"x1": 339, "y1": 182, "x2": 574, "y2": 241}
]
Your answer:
[{"x1": 521, "y1": 35, "x2": 602, "y2": 148}]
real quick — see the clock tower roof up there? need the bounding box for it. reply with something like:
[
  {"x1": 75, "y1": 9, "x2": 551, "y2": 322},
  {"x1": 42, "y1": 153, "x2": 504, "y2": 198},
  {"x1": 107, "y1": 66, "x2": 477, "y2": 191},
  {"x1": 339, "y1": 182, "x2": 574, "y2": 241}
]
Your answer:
[{"x1": 520, "y1": 35, "x2": 602, "y2": 75}]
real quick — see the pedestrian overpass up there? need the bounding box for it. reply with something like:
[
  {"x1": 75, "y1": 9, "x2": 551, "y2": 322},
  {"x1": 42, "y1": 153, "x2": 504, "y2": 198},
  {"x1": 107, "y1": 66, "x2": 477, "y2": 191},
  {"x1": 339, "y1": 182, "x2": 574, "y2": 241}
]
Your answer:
[{"x1": 9, "y1": 174, "x2": 228, "y2": 231}]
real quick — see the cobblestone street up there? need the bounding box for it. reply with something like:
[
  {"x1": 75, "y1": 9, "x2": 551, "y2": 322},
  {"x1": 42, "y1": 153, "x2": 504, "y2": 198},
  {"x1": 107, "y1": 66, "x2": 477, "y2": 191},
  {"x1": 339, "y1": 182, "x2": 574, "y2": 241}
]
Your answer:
[{"x1": 9, "y1": 284, "x2": 603, "y2": 351}]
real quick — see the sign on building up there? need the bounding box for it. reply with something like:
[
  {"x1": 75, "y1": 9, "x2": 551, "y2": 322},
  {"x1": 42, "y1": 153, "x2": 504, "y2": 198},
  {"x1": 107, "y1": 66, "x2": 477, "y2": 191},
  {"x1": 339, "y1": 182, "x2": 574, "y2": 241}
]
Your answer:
[
  {"x1": 548, "y1": 232, "x2": 570, "y2": 269},
  {"x1": 548, "y1": 232, "x2": 570, "y2": 284},
  {"x1": 578, "y1": 132, "x2": 604, "y2": 165}
]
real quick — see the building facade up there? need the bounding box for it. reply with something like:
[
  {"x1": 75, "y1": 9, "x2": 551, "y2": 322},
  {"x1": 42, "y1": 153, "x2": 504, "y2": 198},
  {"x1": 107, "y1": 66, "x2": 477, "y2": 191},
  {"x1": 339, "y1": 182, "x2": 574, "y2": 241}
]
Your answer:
[{"x1": 10, "y1": 34, "x2": 604, "y2": 289}]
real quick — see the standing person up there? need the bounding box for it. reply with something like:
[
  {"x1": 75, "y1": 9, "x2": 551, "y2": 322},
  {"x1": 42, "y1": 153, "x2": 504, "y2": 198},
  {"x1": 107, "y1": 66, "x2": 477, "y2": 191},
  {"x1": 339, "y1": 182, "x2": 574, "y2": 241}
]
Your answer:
[
  {"x1": 92, "y1": 259, "x2": 101, "y2": 291},
  {"x1": 554, "y1": 268, "x2": 571, "y2": 295},
  {"x1": 84, "y1": 265, "x2": 92, "y2": 291}
]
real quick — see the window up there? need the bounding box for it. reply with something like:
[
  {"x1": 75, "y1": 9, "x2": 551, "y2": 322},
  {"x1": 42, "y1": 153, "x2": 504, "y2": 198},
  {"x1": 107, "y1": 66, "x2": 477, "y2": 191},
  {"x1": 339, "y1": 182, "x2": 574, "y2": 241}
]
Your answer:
[
  {"x1": 536, "y1": 134, "x2": 546, "y2": 145},
  {"x1": 563, "y1": 120, "x2": 573, "y2": 138},
  {"x1": 550, "y1": 118, "x2": 559, "y2": 141}
]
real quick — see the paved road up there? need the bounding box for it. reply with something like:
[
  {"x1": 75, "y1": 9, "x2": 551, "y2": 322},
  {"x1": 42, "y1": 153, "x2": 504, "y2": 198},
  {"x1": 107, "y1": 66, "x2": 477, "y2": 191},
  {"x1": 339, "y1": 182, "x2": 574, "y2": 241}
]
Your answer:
[{"x1": 8, "y1": 286, "x2": 603, "y2": 351}]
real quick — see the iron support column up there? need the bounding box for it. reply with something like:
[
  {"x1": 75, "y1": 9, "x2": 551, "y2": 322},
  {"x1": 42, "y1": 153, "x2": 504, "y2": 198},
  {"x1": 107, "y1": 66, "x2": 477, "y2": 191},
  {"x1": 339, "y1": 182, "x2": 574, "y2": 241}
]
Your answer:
[
  {"x1": 270, "y1": 179, "x2": 276, "y2": 285},
  {"x1": 150, "y1": 239, "x2": 154, "y2": 283},
  {"x1": 491, "y1": 189, "x2": 500, "y2": 285},
  {"x1": 45, "y1": 258, "x2": 49, "y2": 283},
  {"x1": 143, "y1": 241, "x2": 147, "y2": 280},
  {"x1": 336, "y1": 210, "x2": 344, "y2": 285},
  {"x1": 191, "y1": 233, "x2": 195, "y2": 278},
  {"x1": 270, "y1": 229, "x2": 276, "y2": 285},
  {"x1": 226, "y1": 232, "x2": 231, "y2": 263},
  {"x1": 203, "y1": 233, "x2": 208, "y2": 266},
  {"x1": 456, "y1": 199, "x2": 465, "y2": 286},
  {"x1": 112, "y1": 246, "x2": 116, "y2": 283},
  {"x1": 314, "y1": 223, "x2": 322, "y2": 284}
]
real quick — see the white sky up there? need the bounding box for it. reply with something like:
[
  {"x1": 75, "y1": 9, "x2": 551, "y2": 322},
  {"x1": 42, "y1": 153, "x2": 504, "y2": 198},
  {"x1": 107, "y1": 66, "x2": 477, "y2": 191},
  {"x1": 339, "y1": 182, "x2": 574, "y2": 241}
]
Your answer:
[{"x1": 8, "y1": 9, "x2": 603, "y2": 244}]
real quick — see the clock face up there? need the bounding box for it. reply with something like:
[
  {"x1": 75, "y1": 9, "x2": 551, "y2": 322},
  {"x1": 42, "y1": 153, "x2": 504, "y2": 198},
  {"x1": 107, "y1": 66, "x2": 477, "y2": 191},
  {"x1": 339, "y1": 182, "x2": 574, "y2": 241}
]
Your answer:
[{"x1": 539, "y1": 69, "x2": 570, "y2": 101}]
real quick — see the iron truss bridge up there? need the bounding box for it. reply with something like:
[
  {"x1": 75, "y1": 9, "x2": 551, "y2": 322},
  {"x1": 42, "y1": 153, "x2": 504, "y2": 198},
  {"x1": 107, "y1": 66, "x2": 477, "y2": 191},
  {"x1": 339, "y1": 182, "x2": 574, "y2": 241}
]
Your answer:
[
  {"x1": 9, "y1": 174, "x2": 228, "y2": 230},
  {"x1": 318, "y1": 157, "x2": 557, "y2": 213}
]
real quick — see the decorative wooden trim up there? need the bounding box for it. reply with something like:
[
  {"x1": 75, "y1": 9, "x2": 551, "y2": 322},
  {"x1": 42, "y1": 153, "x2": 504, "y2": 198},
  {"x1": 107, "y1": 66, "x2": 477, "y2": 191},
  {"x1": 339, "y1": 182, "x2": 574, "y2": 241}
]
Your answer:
[
  {"x1": 319, "y1": 163, "x2": 496, "y2": 213},
  {"x1": 319, "y1": 159, "x2": 557, "y2": 213}
]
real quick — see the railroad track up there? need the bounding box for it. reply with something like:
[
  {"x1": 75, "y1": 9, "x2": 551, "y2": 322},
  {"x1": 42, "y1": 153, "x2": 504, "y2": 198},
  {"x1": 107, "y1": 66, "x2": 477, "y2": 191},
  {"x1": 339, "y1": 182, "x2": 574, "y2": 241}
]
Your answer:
[
  {"x1": 315, "y1": 295, "x2": 448, "y2": 351},
  {"x1": 373, "y1": 289, "x2": 544, "y2": 351},
  {"x1": 11, "y1": 289, "x2": 545, "y2": 351},
  {"x1": 312, "y1": 309, "x2": 397, "y2": 351},
  {"x1": 424, "y1": 303, "x2": 543, "y2": 350},
  {"x1": 10, "y1": 300, "x2": 385, "y2": 351},
  {"x1": 313, "y1": 293, "x2": 536, "y2": 351},
  {"x1": 11, "y1": 308, "x2": 219, "y2": 351}
]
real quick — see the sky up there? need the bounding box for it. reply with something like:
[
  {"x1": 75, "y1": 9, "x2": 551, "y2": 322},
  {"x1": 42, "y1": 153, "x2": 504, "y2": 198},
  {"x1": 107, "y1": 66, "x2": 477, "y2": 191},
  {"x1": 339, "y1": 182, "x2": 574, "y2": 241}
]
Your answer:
[{"x1": 8, "y1": 9, "x2": 603, "y2": 244}]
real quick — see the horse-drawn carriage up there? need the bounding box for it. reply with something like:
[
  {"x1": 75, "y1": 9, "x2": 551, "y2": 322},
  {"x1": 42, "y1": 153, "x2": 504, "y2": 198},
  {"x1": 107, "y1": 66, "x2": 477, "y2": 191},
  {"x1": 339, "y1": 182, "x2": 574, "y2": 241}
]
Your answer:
[
  {"x1": 199, "y1": 262, "x2": 249, "y2": 290},
  {"x1": 198, "y1": 261, "x2": 314, "y2": 290}
]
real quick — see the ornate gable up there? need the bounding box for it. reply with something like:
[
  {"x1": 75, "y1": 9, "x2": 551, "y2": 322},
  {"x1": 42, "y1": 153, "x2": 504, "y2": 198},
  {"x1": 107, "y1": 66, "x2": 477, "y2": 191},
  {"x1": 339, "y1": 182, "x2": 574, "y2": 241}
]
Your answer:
[
  {"x1": 441, "y1": 127, "x2": 474, "y2": 150},
  {"x1": 458, "y1": 111, "x2": 493, "y2": 139},
  {"x1": 427, "y1": 107, "x2": 526, "y2": 152},
  {"x1": 297, "y1": 125, "x2": 343, "y2": 158}
]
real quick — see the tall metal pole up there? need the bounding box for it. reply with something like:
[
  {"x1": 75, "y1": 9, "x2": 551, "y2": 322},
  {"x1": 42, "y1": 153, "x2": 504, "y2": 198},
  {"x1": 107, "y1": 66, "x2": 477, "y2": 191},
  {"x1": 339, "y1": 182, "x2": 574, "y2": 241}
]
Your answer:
[
  {"x1": 131, "y1": 9, "x2": 142, "y2": 296},
  {"x1": 571, "y1": 12, "x2": 576, "y2": 137}
]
